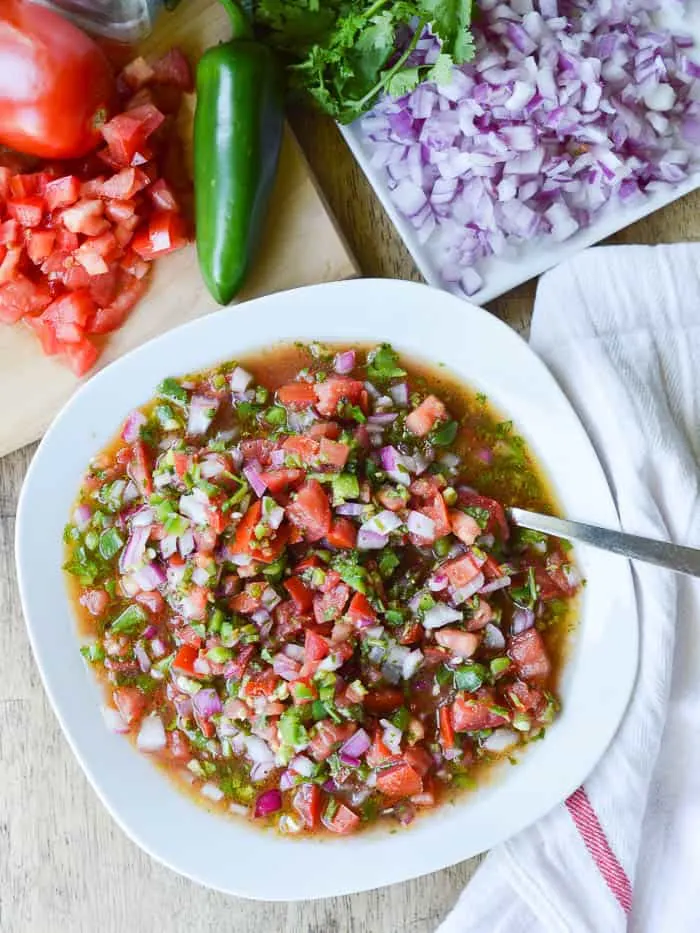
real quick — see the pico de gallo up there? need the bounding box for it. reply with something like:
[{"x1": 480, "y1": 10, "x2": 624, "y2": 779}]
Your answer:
[{"x1": 65, "y1": 343, "x2": 580, "y2": 835}]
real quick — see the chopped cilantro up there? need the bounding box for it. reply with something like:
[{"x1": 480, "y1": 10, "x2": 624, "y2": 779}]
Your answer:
[
  {"x1": 157, "y1": 377, "x2": 188, "y2": 405},
  {"x1": 366, "y1": 344, "x2": 407, "y2": 383}
]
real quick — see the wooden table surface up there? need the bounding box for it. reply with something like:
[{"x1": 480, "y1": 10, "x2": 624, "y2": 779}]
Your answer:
[{"x1": 2, "y1": 108, "x2": 700, "y2": 933}]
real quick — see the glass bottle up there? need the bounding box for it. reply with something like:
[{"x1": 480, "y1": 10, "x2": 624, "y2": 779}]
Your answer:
[{"x1": 36, "y1": 0, "x2": 163, "y2": 43}]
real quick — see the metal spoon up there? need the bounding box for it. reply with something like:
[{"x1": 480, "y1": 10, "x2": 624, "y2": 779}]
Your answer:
[{"x1": 509, "y1": 508, "x2": 700, "y2": 578}]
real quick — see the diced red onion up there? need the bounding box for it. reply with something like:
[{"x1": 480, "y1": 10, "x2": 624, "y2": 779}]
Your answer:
[
  {"x1": 564, "y1": 564, "x2": 582, "y2": 588},
  {"x1": 174, "y1": 695, "x2": 193, "y2": 719},
  {"x1": 132, "y1": 562, "x2": 166, "y2": 591},
  {"x1": 512, "y1": 607, "x2": 536, "y2": 634},
  {"x1": 357, "y1": 528, "x2": 389, "y2": 550},
  {"x1": 361, "y1": 509, "x2": 403, "y2": 537},
  {"x1": 407, "y1": 510, "x2": 436, "y2": 539},
  {"x1": 422, "y1": 604, "x2": 463, "y2": 629},
  {"x1": 243, "y1": 462, "x2": 267, "y2": 498},
  {"x1": 123, "y1": 481, "x2": 139, "y2": 504},
  {"x1": 428, "y1": 573, "x2": 448, "y2": 592},
  {"x1": 179, "y1": 494, "x2": 209, "y2": 526},
  {"x1": 389, "y1": 382, "x2": 409, "y2": 406},
  {"x1": 451, "y1": 572, "x2": 485, "y2": 604},
  {"x1": 73, "y1": 504, "x2": 92, "y2": 530},
  {"x1": 339, "y1": 752, "x2": 361, "y2": 767},
  {"x1": 357, "y1": 6, "x2": 700, "y2": 298},
  {"x1": 336, "y1": 503, "x2": 364, "y2": 517},
  {"x1": 482, "y1": 728, "x2": 520, "y2": 753},
  {"x1": 381, "y1": 720, "x2": 403, "y2": 754},
  {"x1": 368, "y1": 413, "x2": 398, "y2": 425},
  {"x1": 244, "y1": 734, "x2": 274, "y2": 764},
  {"x1": 201, "y1": 782, "x2": 225, "y2": 802},
  {"x1": 187, "y1": 395, "x2": 219, "y2": 436},
  {"x1": 134, "y1": 641, "x2": 151, "y2": 673},
  {"x1": 279, "y1": 770, "x2": 296, "y2": 791},
  {"x1": 190, "y1": 565, "x2": 208, "y2": 588},
  {"x1": 270, "y1": 448, "x2": 286, "y2": 468},
  {"x1": 262, "y1": 498, "x2": 284, "y2": 530},
  {"x1": 151, "y1": 637, "x2": 166, "y2": 657},
  {"x1": 380, "y1": 445, "x2": 412, "y2": 486},
  {"x1": 178, "y1": 529, "x2": 195, "y2": 557},
  {"x1": 339, "y1": 728, "x2": 371, "y2": 760},
  {"x1": 136, "y1": 714, "x2": 166, "y2": 751},
  {"x1": 402, "y1": 649, "x2": 423, "y2": 680},
  {"x1": 363, "y1": 380, "x2": 380, "y2": 399},
  {"x1": 119, "y1": 525, "x2": 150, "y2": 572},
  {"x1": 283, "y1": 643, "x2": 305, "y2": 662},
  {"x1": 334, "y1": 350, "x2": 356, "y2": 374},
  {"x1": 200, "y1": 455, "x2": 225, "y2": 479},
  {"x1": 230, "y1": 366, "x2": 253, "y2": 394},
  {"x1": 193, "y1": 688, "x2": 222, "y2": 719},
  {"x1": 160, "y1": 534, "x2": 178, "y2": 559},
  {"x1": 254, "y1": 789, "x2": 282, "y2": 817},
  {"x1": 322, "y1": 779, "x2": 337, "y2": 793},
  {"x1": 122, "y1": 410, "x2": 146, "y2": 443},
  {"x1": 439, "y1": 452, "x2": 460, "y2": 469},
  {"x1": 130, "y1": 506, "x2": 155, "y2": 527},
  {"x1": 479, "y1": 575, "x2": 512, "y2": 594},
  {"x1": 273, "y1": 653, "x2": 301, "y2": 681},
  {"x1": 290, "y1": 755, "x2": 315, "y2": 777},
  {"x1": 102, "y1": 705, "x2": 129, "y2": 734}
]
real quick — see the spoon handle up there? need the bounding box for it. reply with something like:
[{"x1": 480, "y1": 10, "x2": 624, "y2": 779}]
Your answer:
[{"x1": 509, "y1": 508, "x2": 700, "y2": 578}]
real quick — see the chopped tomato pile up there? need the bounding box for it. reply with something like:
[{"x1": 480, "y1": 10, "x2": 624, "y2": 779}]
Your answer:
[
  {"x1": 66, "y1": 343, "x2": 580, "y2": 834},
  {"x1": 0, "y1": 48, "x2": 191, "y2": 375}
]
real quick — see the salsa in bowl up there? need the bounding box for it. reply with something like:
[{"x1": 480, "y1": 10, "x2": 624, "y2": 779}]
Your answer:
[
  {"x1": 16, "y1": 279, "x2": 637, "y2": 899},
  {"x1": 65, "y1": 342, "x2": 579, "y2": 836}
]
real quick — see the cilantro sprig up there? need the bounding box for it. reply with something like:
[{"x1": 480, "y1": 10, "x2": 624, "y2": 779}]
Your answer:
[{"x1": 251, "y1": 0, "x2": 476, "y2": 122}]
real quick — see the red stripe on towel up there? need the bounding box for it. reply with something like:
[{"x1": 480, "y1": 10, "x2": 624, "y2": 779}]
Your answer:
[{"x1": 566, "y1": 786, "x2": 633, "y2": 914}]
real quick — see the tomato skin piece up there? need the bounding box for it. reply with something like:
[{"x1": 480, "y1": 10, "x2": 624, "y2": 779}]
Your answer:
[
  {"x1": 286, "y1": 479, "x2": 331, "y2": 542},
  {"x1": 322, "y1": 803, "x2": 360, "y2": 835},
  {"x1": 128, "y1": 440, "x2": 153, "y2": 497},
  {"x1": 277, "y1": 382, "x2": 317, "y2": 409},
  {"x1": 283, "y1": 576, "x2": 313, "y2": 613},
  {"x1": 292, "y1": 783, "x2": 321, "y2": 830},
  {"x1": 232, "y1": 500, "x2": 289, "y2": 563},
  {"x1": 0, "y1": 0, "x2": 116, "y2": 159},
  {"x1": 438, "y1": 705, "x2": 455, "y2": 749},
  {"x1": 376, "y1": 761, "x2": 423, "y2": 798},
  {"x1": 151, "y1": 48, "x2": 194, "y2": 92},
  {"x1": 326, "y1": 517, "x2": 357, "y2": 549}
]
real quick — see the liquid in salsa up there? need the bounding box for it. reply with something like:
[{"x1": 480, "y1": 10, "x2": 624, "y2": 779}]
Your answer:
[{"x1": 65, "y1": 342, "x2": 580, "y2": 836}]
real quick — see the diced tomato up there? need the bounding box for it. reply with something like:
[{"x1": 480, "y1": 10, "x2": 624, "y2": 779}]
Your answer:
[
  {"x1": 451, "y1": 688, "x2": 510, "y2": 732},
  {"x1": 44, "y1": 288, "x2": 94, "y2": 331},
  {"x1": 79, "y1": 588, "x2": 109, "y2": 616},
  {"x1": 0, "y1": 166, "x2": 10, "y2": 199},
  {"x1": 0, "y1": 246, "x2": 22, "y2": 284},
  {"x1": 0, "y1": 219, "x2": 19, "y2": 246},
  {"x1": 308, "y1": 421, "x2": 341, "y2": 440},
  {"x1": 364, "y1": 687, "x2": 404, "y2": 715},
  {"x1": 314, "y1": 376, "x2": 364, "y2": 418},
  {"x1": 282, "y1": 434, "x2": 320, "y2": 464},
  {"x1": 88, "y1": 268, "x2": 119, "y2": 308},
  {"x1": 119, "y1": 56, "x2": 155, "y2": 91},
  {"x1": 120, "y1": 248, "x2": 150, "y2": 280},
  {"x1": 242, "y1": 668, "x2": 278, "y2": 698},
  {"x1": 376, "y1": 760, "x2": 422, "y2": 797},
  {"x1": 434, "y1": 628, "x2": 480, "y2": 659},
  {"x1": 346, "y1": 592, "x2": 376, "y2": 625},
  {"x1": 322, "y1": 802, "x2": 360, "y2": 835},
  {"x1": 74, "y1": 246, "x2": 109, "y2": 276},
  {"x1": 411, "y1": 492, "x2": 451, "y2": 545},
  {"x1": 442, "y1": 552, "x2": 484, "y2": 588},
  {"x1": 172, "y1": 644, "x2": 198, "y2": 676},
  {"x1": 44, "y1": 175, "x2": 81, "y2": 211},
  {"x1": 292, "y1": 783, "x2": 321, "y2": 830},
  {"x1": 131, "y1": 210, "x2": 188, "y2": 260},
  {"x1": 101, "y1": 105, "x2": 165, "y2": 167},
  {"x1": 326, "y1": 517, "x2": 357, "y2": 549},
  {"x1": 458, "y1": 491, "x2": 510, "y2": 541},
  {"x1": 287, "y1": 480, "x2": 331, "y2": 542},
  {"x1": 7, "y1": 196, "x2": 44, "y2": 228},
  {"x1": 258, "y1": 468, "x2": 304, "y2": 494},
  {"x1": 313, "y1": 582, "x2": 350, "y2": 625},
  {"x1": 0, "y1": 276, "x2": 51, "y2": 323},
  {"x1": 481, "y1": 554, "x2": 503, "y2": 582},
  {"x1": 25, "y1": 313, "x2": 59, "y2": 355},
  {"x1": 505, "y1": 679, "x2": 547, "y2": 717},
  {"x1": 98, "y1": 167, "x2": 150, "y2": 201},
  {"x1": 398, "y1": 621, "x2": 422, "y2": 645},
  {"x1": 304, "y1": 629, "x2": 329, "y2": 663},
  {"x1": 113, "y1": 687, "x2": 146, "y2": 726},
  {"x1": 366, "y1": 730, "x2": 393, "y2": 768},
  {"x1": 134, "y1": 590, "x2": 164, "y2": 614},
  {"x1": 308, "y1": 720, "x2": 356, "y2": 762},
  {"x1": 151, "y1": 48, "x2": 194, "y2": 91},
  {"x1": 104, "y1": 198, "x2": 137, "y2": 224},
  {"x1": 166, "y1": 729, "x2": 191, "y2": 761},
  {"x1": 232, "y1": 500, "x2": 289, "y2": 564},
  {"x1": 507, "y1": 629, "x2": 551, "y2": 684},
  {"x1": 88, "y1": 272, "x2": 148, "y2": 334},
  {"x1": 276, "y1": 382, "x2": 317, "y2": 409},
  {"x1": 128, "y1": 440, "x2": 153, "y2": 497},
  {"x1": 60, "y1": 199, "x2": 108, "y2": 236},
  {"x1": 147, "y1": 178, "x2": 179, "y2": 212},
  {"x1": 438, "y1": 705, "x2": 455, "y2": 748},
  {"x1": 319, "y1": 438, "x2": 350, "y2": 469},
  {"x1": 405, "y1": 394, "x2": 447, "y2": 437},
  {"x1": 55, "y1": 228, "x2": 79, "y2": 252},
  {"x1": 450, "y1": 509, "x2": 481, "y2": 546},
  {"x1": 283, "y1": 576, "x2": 313, "y2": 613},
  {"x1": 25, "y1": 229, "x2": 56, "y2": 265}
]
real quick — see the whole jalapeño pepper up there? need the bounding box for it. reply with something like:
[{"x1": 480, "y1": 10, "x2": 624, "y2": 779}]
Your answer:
[{"x1": 194, "y1": 0, "x2": 284, "y2": 304}]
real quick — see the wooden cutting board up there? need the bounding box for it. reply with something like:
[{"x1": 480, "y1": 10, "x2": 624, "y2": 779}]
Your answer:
[{"x1": 0, "y1": 0, "x2": 358, "y2": 458}]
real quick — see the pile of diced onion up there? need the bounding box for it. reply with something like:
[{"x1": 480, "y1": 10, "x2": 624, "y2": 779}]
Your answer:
[{"x1": 358, "y1": 0, "x2": 700, "y2": 296}]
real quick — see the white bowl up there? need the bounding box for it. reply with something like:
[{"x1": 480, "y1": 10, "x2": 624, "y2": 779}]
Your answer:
[{"x1": 15, "y1": 279, "x2": 638, "y2": 901}]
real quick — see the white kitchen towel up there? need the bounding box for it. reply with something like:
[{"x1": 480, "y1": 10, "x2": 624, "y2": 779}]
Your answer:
[{"x1": 437, "y1": 244, "x2": 700, "y2": 933}]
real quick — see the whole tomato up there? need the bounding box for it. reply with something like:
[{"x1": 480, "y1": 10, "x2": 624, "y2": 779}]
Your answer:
[{"x1": 0, "y1": 0, "x2": 117, "y2": 159}]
